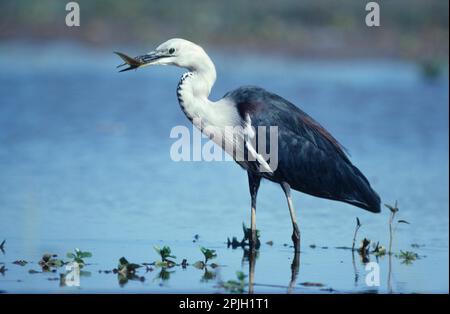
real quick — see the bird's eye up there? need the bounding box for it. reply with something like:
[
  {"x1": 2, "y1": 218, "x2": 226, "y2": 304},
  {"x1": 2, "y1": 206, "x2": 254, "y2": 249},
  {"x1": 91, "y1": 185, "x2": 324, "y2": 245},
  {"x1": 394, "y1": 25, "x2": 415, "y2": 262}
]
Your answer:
[{"x1": 169, "y1": 48, "x2": 175, "y2": 54}]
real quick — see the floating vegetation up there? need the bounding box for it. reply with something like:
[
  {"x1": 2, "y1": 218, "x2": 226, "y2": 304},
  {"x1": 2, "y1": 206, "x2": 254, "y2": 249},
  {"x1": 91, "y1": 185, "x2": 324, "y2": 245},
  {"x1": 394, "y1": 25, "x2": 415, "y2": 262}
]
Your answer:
[
  {"x1": 222, "y1": 271, "x2": 247, "y2": 294},
  {"x1": 13, "y1": 260, "x2": 28, "y2": 266},
  {"x1": 385, "y1": 201, "x2": 410, "y2": 255},
  {"x1": 0, "y1": 264, "x2": 6, "y2": 275},
  {"x1": 0, "y1": 240, "x2": 5, "y2": 253},
  {"x1": 116, "y1": 257, "x2": 141, "y2": 274},
  {"x1": 66, "y1": 248, "x2": 92, "y2": 268},
  {"x1": 227, "y1": 237, "x2": 245, "y2": 249},
  {"x1": 300, "y1": 282, "x2": 325, "y2": 287},
  {"x1": 154, "y1": 245, "x2": 176, "y2": 267},
  {"x1": 28, "y1": 269, "x2": 41, "y2": 274},
  {"x1": 372, "y1": 242, "x2": 386, "y2": 257},
  {"x1": 193, "y1": 247, "x2": 218, "y2": 269},
  {"x1": 358, "y1": 238, "x2": 371, "y2": 263},
  {"x1": 201, "y1": 247, "x2": 217, "y2": 264},
  {"x1": 265, "y1": 240, "x2": 274, "y2": 246},
  {"x1": 193, "y1": 234, "x2": 200, "y2": 243},
  {"x1": 347, "y1": 201, "x2": 413, "y2": 263},
  {"x1": 114, "y1": 257, "x2": 144, "y2": 287},
  {"x1": 38, "y1": 254, "x2": 64, "y2": 271},
  {"x1": 227, "y1": 223, "x2": 261, "y2": 249},
  {"x1": 397, "y1": 251, "x2": 420, "y2": 265},
  {"x1": 310, "y1": 244, "x2": 317, "y2": 249}
]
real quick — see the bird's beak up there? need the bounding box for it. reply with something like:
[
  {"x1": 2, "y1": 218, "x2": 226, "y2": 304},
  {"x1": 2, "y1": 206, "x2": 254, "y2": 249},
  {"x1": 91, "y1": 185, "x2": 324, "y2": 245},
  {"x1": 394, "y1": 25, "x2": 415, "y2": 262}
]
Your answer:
[{"x1": 114, "y1": 50, "x2": 167, "y2": 72}]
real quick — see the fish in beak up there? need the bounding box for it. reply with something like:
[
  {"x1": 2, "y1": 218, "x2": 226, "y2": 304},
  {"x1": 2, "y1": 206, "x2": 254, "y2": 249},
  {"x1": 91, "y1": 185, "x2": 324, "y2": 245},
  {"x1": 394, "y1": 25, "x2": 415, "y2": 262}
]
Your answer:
[
  {"x1": 114, "y1": 50, "x2": 169, "y2": 72},
  {"x1": 114, "y1": 52, "x2": 144, "y2": 72}
]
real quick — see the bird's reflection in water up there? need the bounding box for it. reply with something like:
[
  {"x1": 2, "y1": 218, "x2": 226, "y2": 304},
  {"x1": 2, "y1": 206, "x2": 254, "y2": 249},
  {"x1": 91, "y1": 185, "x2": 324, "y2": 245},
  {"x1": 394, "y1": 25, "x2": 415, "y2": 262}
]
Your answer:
[
  {"x1": 241, "y1": 248, "x2": 258, "y2": 294},
  {"x1": 288, "y1": 250, "x2": 300, "y2": 293},
  {"x1": 240, "y1": 247, "x2": 300, "y2": 294}
]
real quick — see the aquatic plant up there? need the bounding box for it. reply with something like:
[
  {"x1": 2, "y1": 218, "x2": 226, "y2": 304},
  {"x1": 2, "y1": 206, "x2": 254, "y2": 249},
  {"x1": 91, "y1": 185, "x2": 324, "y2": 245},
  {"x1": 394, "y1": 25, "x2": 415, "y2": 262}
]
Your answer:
[
  {"x1": 227, "y1": 223, "x2": 261, "y2": 249},
  {"x1": 222, "y1": 271, "x2": 247, "y2": 293},
  {"x1": 300, "y1": 282, "x2": 325, "y2": 287},
  {"x1": 358, "y1": 238, "x2": 371, "y2": 263},
  {"x1": 66, "y1": 248, "x2": 92, "y2": 268},
  {"x1": 397, "y1": 251, "x2": 419, "y2": 265},
  {"x1": 38, "y1": 253, "x2": 64, "y2": 270},
  {"x1": 372, "y1": 242, "x2": 387, "y2": 257},
  {"x1": 114, "y1": 257, "x2": 144, "y2": 286},
  {"x1": 242, "y1": 222, "x2": 260, "y2": 246},
  {"x1": 13, "y1": 260, "x2": 28, "y2": 266},
  {"x1": 385, "y1": 201, "x2": 409, "y2": 255},
  {"x1": 154, "y1": 245, "x2": 176, "y2": 266},
  {"x1": 116, "y1": 257, "x2": 141, "y2": 274},
  {"x1": 0, "y1": 239, "x2": 5, "y2": 253},
  {"x1": 193, "y1": 247, "x2": 218, "y2": 269},
  {"x1": 352, "y1": 217, "x2": 362, "y2": 251},
  {"x1": 201, "y1": 247, "x2": 217, "y2": 264}
]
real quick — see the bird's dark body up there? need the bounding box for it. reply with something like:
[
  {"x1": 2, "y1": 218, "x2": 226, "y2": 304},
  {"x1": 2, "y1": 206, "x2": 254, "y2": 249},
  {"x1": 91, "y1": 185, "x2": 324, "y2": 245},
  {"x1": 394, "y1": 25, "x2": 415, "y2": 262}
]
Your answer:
[{"x1": 225, "y1": 86, "x2": 381, "y2": 213}]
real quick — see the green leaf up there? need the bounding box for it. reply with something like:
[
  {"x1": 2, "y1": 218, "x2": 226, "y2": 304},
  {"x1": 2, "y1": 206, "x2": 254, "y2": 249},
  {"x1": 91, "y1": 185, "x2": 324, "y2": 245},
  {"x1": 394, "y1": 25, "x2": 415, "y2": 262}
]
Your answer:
[
  {"x1": 66, "y1": 253, "x2": 75, "y2": 259},
  {"x1": 155, "y1": 261, "x2": 169, "y2": 267},
  {"x1": 236, "y1": 271, "x2": 246, "y2": 282},
  {"x1": 200, "y1": 247, "x2": 217, "y2": 263},
  {"x1": 127, "y1": 263, "x2": 141, "y2": 272},
  {"x1": 79, "y1": 252, "x2": 92, "y2": 258},
  {"x1": 119, "y1": 257, "x2": 129, "y2": 267}
]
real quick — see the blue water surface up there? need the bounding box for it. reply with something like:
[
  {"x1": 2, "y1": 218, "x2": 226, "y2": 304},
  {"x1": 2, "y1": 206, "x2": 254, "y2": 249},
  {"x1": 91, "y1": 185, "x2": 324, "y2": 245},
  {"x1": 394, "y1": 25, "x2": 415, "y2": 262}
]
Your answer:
[{"x1": 0, "y1": 42, "x2": 448, "y2": 293}]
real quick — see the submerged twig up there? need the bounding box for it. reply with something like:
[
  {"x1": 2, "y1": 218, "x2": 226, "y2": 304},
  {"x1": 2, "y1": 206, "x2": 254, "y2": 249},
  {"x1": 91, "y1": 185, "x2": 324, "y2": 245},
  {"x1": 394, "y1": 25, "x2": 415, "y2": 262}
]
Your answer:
[
  {"x1": 352, "y1": 217, "x2": 361, "y2": 251},
  {"x1": 385, "y1": 201, "x2": 409, "y2": 255},
  {"x1": 0, "y1": 239, "x2": 5, "y2": 253}
]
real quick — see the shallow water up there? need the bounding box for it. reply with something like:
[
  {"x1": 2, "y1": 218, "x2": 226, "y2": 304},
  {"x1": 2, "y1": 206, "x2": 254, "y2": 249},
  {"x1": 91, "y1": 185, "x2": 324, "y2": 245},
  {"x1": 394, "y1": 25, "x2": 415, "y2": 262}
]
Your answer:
[{"x1": 0, "y1": 42, "x2": 448, "y2": 293}]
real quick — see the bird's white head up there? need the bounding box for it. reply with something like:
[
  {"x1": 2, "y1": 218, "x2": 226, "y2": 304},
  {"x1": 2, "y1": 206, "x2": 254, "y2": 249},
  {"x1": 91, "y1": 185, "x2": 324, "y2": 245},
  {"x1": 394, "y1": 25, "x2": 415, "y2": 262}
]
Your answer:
[
  {"x1": 117, "y1": 38, "x2": 215, "y2": 76},
  {"x1": 116, "y1": 38, "x2": 217, "y2": 97}
]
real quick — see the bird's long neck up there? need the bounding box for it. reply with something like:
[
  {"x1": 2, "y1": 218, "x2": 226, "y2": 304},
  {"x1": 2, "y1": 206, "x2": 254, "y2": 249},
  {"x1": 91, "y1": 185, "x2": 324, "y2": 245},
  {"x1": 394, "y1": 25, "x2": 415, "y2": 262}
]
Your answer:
[{"x1": 176, "y1": 57, "x2": 217, "y2": 129}]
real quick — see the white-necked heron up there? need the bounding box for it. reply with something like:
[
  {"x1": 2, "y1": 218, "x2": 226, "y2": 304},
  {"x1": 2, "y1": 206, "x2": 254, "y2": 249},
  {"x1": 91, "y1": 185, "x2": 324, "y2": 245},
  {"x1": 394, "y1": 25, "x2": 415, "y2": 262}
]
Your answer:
[{"x1": 115, "y1": 38, "x2": 381, "y2": 252}]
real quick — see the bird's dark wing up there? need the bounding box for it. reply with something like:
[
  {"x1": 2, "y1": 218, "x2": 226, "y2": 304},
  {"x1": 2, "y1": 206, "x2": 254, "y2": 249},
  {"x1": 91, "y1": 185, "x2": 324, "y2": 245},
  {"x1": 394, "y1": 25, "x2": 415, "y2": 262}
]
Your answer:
[{"x1": 225, "y1": 86, "x2": 380, "y2": 213}]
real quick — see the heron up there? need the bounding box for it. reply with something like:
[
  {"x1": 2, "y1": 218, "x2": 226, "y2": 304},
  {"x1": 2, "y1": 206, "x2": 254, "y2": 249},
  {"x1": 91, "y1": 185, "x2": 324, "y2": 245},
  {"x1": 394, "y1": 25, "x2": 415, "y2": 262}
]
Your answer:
[{"x1": 115, "y1": 38, "x2": 381, "y2": 252}]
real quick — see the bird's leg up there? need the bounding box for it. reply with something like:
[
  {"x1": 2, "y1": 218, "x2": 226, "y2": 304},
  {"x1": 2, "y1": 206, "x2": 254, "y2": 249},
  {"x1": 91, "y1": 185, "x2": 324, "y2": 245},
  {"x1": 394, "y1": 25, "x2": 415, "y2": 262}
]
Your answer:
[
  {"x1": 281, "y1": 182, "x2": 301, "y2": 252},
  {"x1": 288, "y1": 250, "x2": 300, "y2": 293},
  {"x1": 247, "y1": 172, "x2": 261, "y2": 251}
]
